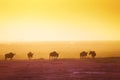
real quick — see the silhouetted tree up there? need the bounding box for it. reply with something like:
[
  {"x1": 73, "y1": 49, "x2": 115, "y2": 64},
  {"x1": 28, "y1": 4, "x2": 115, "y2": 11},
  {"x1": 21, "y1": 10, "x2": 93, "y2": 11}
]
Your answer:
[
  {"x1": 89, "y1": 51, "x2": 96, "y2": 58},
  {"x1": 5, "y1": 52, "x2": 15, "y2": 60},
  {"x1": 49, "y1": 51, "x2": 59, "y2": 60},
  {"x1": 80, "y1": 51, "x2": 88, "y2": 59},
  {"x1": 27, "y1": 52, "x2": 33, "y2": 60}
]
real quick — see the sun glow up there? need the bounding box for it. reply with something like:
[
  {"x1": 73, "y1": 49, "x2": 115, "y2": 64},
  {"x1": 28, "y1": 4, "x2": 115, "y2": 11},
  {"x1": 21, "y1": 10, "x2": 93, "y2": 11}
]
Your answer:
[{"x1": 0, "y1": 0, "x2": 120, "y2": 42}]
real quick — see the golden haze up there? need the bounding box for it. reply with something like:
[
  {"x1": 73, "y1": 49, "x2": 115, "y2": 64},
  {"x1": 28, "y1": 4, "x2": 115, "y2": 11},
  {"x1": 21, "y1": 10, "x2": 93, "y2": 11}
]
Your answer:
[{"x1": 0, "y1": 0, "x2": 120, "y2": 42}]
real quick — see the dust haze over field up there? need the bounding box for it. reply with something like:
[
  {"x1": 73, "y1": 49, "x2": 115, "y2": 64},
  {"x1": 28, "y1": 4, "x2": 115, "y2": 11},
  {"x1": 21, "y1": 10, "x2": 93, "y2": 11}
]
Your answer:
[
  {"x1": 0, "y1": 0, "x2": 120, "y2": 59},
  {"x1": 0, "y1": 0, "x2": 120, "y2": 79},
  {"x1": 0, "y1": 41, "x2": 120, "y2": 80},
  {"x1": 0, "y1": 41, "x2": 120, "y2": 60}
]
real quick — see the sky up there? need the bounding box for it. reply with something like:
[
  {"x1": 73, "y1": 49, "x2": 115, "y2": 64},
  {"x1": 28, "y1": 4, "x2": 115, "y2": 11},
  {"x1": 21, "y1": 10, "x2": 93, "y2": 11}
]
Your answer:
[{"x1": 0, "y1": 0, "x2": 120, "y2": 42}]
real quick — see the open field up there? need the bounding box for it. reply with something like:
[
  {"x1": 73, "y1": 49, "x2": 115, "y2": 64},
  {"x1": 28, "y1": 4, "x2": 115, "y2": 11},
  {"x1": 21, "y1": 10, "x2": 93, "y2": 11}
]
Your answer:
[{"x1": 0, "y1": 58, "x2": 120, "y2": 80}]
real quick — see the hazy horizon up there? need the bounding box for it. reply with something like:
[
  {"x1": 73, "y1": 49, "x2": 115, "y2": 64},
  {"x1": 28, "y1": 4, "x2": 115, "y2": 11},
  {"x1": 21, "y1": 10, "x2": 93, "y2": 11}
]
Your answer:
[
  {"x1": 0, "y1": 0, "x2": 120, "y2": 59},
  {"x1": 0, "y1": 41, "x2": 120, "y2": 60}
]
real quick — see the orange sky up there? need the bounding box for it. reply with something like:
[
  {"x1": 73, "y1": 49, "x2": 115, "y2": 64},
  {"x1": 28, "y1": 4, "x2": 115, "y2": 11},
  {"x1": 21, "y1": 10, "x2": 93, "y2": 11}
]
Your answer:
[{"x1": 0, "y1": 0, "x2": 120, "y2": 42}]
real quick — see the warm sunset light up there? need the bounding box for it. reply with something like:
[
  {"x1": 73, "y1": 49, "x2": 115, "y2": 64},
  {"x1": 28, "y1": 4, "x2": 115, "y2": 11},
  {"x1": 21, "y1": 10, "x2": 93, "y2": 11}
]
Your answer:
[
  {"x1": 0, "y1": 1, "x2": 120, "y2": 79},
  {"x1": 0, "y1": 0, "x2": 120, "y2": 42}
]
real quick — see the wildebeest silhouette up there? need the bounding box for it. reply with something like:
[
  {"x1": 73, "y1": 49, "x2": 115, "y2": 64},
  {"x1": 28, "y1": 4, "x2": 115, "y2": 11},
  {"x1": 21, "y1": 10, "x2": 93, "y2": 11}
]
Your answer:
[
  {"x1": 89, "y1": 51, "x2": 96, "y2": 58},
  {"x1": 80, "y1": 51, "x2": 88, "y2": 59},
  {"x1": 49, "y1": 51, "x2": 59, "y2": 60},
  {"x1": 5, "y1": 52, "x2": 15, "y2": 60},
  {"x1": 27, "y1": 52, "x2": 33, "y2": 60}
]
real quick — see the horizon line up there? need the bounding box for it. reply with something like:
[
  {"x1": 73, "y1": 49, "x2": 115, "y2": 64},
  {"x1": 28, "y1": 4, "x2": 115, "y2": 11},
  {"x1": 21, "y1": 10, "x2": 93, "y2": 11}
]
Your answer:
[{"x1": 0, "y1": 40, "x2": 120, "y2": 43}]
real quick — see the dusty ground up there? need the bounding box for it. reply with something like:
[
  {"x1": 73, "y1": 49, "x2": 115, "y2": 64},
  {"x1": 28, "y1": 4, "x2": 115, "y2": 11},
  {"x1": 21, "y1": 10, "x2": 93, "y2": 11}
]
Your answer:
[{"x1": 0, "y1": 58, "x2": 120, "y2": 80}]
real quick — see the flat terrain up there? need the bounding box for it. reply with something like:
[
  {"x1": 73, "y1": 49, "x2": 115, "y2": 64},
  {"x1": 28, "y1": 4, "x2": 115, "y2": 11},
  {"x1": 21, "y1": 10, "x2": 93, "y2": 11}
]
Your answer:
[{"x1": 0, "y1": 58, "x2": 120, "y2": 80}]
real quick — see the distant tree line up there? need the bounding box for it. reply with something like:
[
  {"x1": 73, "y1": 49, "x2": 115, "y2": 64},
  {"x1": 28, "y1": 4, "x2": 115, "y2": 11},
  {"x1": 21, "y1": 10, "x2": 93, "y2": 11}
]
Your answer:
[{"x1": 4, "y1": 51, "x2": 96, "y2": 60}]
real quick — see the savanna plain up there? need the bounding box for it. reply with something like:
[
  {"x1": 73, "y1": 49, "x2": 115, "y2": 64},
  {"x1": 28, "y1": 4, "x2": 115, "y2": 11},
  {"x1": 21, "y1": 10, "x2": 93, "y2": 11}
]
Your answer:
[{"x1": 0, "y1": 58, "x2": 120, "y2": 80}]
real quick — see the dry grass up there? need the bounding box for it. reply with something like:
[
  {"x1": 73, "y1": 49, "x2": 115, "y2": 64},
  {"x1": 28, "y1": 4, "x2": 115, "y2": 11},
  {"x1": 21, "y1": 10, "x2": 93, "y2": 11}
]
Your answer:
[{"x1": 0, "y1": 58, "x2": 120, "y2": 80}]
